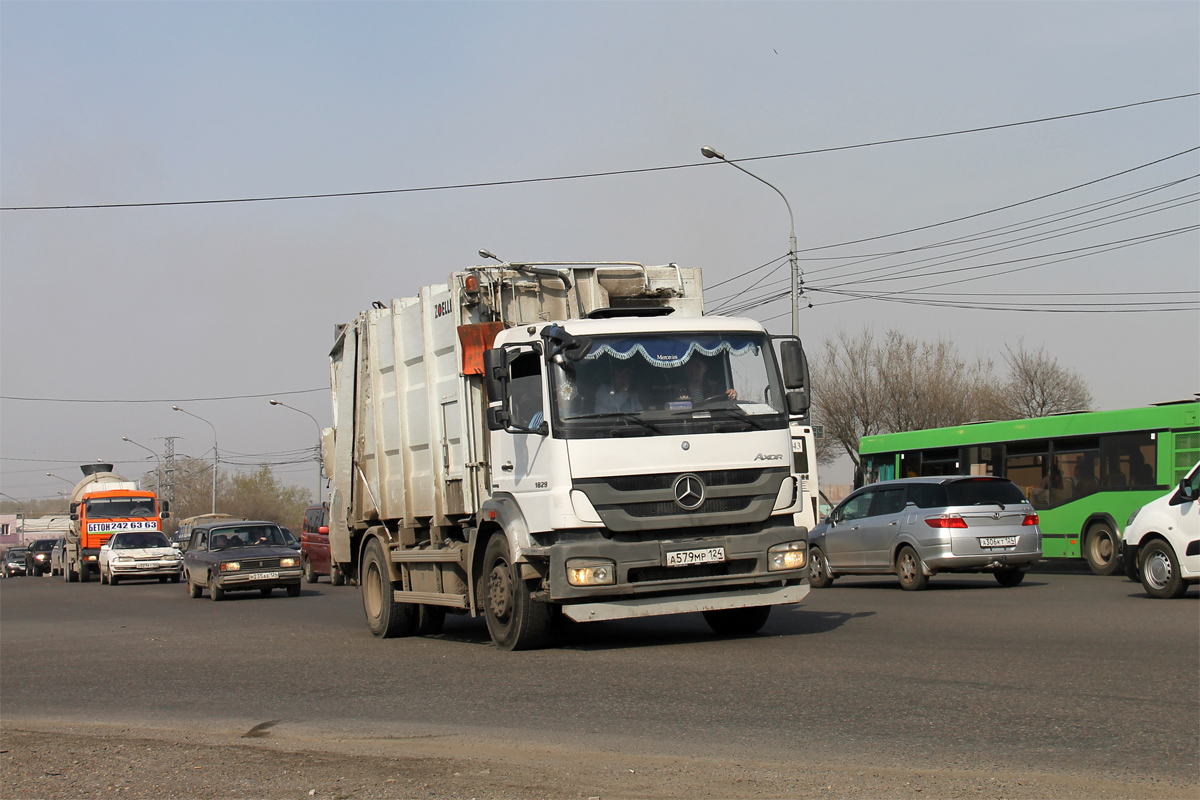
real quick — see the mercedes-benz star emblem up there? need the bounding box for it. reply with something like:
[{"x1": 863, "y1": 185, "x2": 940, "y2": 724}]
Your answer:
[{"x1": 673, "y1": 473, "x2": 706, "y2": 511}]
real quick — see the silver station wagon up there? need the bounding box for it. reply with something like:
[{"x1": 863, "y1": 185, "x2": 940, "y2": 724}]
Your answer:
[{"x1": 808, "y1": 476, "x2": 1042, "y2": 590}]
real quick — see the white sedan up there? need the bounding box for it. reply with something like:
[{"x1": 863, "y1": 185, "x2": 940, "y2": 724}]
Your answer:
[{"x1": 99, "y1": 531, "x2": 184, "y2": 585}]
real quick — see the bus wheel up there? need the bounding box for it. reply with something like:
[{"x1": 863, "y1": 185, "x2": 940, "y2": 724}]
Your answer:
[
  {"x1": 703, "y1": 606, "x2": 772, "y2": 635},
  {"x1": 1139, "y1": 540, "x2": 1187, "y2": 599},
  {"x1": 1084, "y1": 524, "x2": 1120, "y2": 576}
]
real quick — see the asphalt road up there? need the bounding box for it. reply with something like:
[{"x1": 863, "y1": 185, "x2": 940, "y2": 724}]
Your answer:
[{"x1": 2, "y1": 565, "x2": 1197, "y2": 798}]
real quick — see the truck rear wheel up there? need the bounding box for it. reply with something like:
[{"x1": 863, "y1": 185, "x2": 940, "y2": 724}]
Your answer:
[
  {"x1": 482, "y1": 535, "x2": 551, "y2": 651},
  {"x1": 703, "y1": 605, "x2": 772, "y2": 635},
  {"x1": 329, "y1": 561, "x2": 345, "y2": 586},
  {"x1": 361, "y1": 538, "x2": 415, "y2": 637},
  {"x1": 415, "y1": 605, "x2": 446, "y2": 635},
  {"x1": 78, "y1": 563, "x2": 90, "y2": 583}
]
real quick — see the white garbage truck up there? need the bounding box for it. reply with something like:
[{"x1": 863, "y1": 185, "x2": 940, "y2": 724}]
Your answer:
[{"x1": 326, "y1": 258, "x2": 819, "y2": 649}]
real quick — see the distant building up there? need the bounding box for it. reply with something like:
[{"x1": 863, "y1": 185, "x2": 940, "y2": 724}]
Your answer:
[{"x1": 19, "y1": 515, "x2": 71, "y2": 545}]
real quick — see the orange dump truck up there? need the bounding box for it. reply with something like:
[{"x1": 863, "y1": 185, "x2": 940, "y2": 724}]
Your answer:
[{"x1": 64, "y1": 463, "x2": 168, "y2": 583}]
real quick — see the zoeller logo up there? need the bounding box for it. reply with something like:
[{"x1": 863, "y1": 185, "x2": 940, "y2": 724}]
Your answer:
[
  {"x1": 754, "y1": 453, "x2": 784, "y2": 461},
  {"x1": 672, "y1": 474, "x2": 706, "y2": 511}
]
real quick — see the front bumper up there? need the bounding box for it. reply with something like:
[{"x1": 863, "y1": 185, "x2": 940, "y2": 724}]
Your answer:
[
  {"x1": 216, "y1": 568, "x2": 303, "y2": 590},
  {"x1": 110, "y1": 561, "x2": 183, "y2": 578},
  {"x1": 547, "y1": 520, "x2": 808, "y2": 602}
]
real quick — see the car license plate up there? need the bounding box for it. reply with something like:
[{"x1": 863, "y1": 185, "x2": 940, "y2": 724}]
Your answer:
[
  {"x1": 250, "y1": 572, "x2": 279, "y2": 580},
  {"x1": 137, "y1": 563, "x2": 156, "y2": 569},
  {"x1": 979, "y1": 536, "x2": 1018, "y2": 548},
  {"x1": 666, "y1": 547, "x2": 725, "y2": 566}
]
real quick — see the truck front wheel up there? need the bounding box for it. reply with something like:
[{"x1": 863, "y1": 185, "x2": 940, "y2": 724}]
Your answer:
[
  {"x1": 482, "y1": 535, "x2": 551, "y2": 651},
  {"x1": 361, "y1": 538, "x2": 415, "y2": 637},
  {"x1": 703, "y1": 605, "x2": 772, "y2": 636}
]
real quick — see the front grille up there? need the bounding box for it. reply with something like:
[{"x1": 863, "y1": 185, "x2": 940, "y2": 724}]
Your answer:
[
  {"x1": 605, "y1": 469, "x2": 763, "y2": 493},
  {"x1": 624, "y1": 496, "x2": 754, "y2": 518},
  {"x1": 628, "y1": 559, "x2": 756, "y2": 583},
  {"x1": 234, "y1": 557, "x2": 282, "y2": 570}
]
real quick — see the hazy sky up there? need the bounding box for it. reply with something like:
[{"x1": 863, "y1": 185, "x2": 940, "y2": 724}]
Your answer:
[{"x1": 2, "y1": 1, "x2": 1197, "y2": 498}]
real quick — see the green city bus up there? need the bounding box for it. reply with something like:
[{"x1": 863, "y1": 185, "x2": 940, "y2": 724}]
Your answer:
[{"x1": 858, "y1": 400, "x2": 1199, "y2": 575}]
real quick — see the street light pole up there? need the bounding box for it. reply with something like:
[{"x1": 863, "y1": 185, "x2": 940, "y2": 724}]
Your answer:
[
  {"x1": 172, "y1": 406, "x2": 218, "y2": 514},
  {"x1": 269, "y1": 400, "x2": 324, "y2": 503},
  {"x1": 701, "y1": 145, "x2": 802, "y2": 337},
  {"x1": 121, "y1": 436, "x2": 163, "y2": 493},
  {"x1": 45, "y1": 473, "x2": 75, "y2": 486}
]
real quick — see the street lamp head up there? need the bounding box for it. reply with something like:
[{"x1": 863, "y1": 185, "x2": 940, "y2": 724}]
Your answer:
[
  {"x1": 700, "y1": 145, "x2": 725, "y2": 160},
  {"x1": 269, "y1": 400, "x2": 282, "y2": 406},
  {"x1": 122, "y1": 436, "x2": 131, "y2": 442},
  {"x1": 479, "y1": 249, "x2": 501, "y2": 263},
  {"x1": 171, "y1": 405, "x2": 182, "y2": 412}
]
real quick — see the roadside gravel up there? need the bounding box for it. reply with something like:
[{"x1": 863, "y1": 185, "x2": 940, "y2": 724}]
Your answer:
[{"x1": 4, "y1": 723, "x2": 1195, "y2": 800}]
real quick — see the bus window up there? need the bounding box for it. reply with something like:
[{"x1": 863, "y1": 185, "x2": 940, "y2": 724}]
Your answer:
[
  {"x1": 862, "y1": 453, "x2": 896, "y2": 483},
  {"x1": 1006, "y1": 450, "x2": 1048, "y2": 509},
  {"x1": 917, "y1": 448, "x2": 958, "y2": 477},
  {"x1": 1052, "y1": 438, "x2": 1101, "y2": 503},
  {"x1": 965, "y1": 445, "x2": 1002, "y2": 477},
  {"x1": 1099, "y1": 432, "x2": 1158, "y2": 488}
]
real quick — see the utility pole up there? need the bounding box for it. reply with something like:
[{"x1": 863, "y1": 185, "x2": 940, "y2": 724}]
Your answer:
[{"x1": 160, "y1": 436, "x2": 178, "y2": 506}]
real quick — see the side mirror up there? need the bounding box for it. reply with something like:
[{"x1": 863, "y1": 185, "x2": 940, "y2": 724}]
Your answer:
[
  {"x1": 779, "y1": 340, "x2": 809, "y2": 390},
  {"x1": 70, "y1": 502, "x2": 79, "y2": 514},
  {"x1": 100, "y1": 545, "x2": 110, "y2": 552},
  {"x1": 161, "y1": 511, "x2": 171, "y2": 520},
  {"x1": 786, "y1": 389, "x2": 810, "y2": 416},
  {"x1": 161, "y1": 500, "x2": 170, "y2": 514},
  {"x1": 318, "y1": 526, "x2": 329, "y2": 535},
  {"x1": 483, "y1": 349, "x2": 511, "y2": 432},
  {"x1": 70, "y1": 512, "x2": 78, "y2": 521}
]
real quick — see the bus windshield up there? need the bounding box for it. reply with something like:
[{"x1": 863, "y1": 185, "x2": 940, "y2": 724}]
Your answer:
[{"x1": 550, "y1": 332, "x2": 786, "y2": 438}]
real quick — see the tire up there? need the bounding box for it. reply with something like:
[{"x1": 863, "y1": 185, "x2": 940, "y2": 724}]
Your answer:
[
  {"x1": 808, "y1": 546, "x2": 834, "y2": 588},
  {"x1": 1123, "y1": 548, "x2": 1141, "y2": 582},
  {"x1": 260, "y1": 587, "x2": 273, "y2": 597},
  {"x1": 896, "y1": 546, "x2": 929, "y2": 591},
  {"x1": 188, "y1": 572, "x2": 203, "y2": 599},
  {"x1": 109, "y1": 571, "x2": 120, "y2": 586},
  {"x1": 993, "y1": 567, "x2": 1025, "y2": 587},
  {"x1": 1139, "y1": 539, "x2": 1188, "y2": 599},
  {"x1": 1084, "y1": 523, "x2": 1121, "y2": 576},
  {"x1": 67, "y1": 562, "x2": 77, "y2": 583},
  {"x1": 415, "y1": 605, "x2": 446, "y2": 635},
  {"x1": 170, "y1": 573, "x2": 180, "y2": 584},
  {"x1": 703, "y1": 605, "x2": 772, "y2": 636},
  {"x1": 158, "y1": 576, "x2": 167, "y2": 583},
  {"x1": 78, "y1": 563, "x2": 90, "y2": 583},
  {"x1": 286, "y1": 583, "x2": 301, "y2": 598},
  {"x1": 303, "y1": 557, "x2": 319, "y2": 584},
  {"x1": 99, "y1": 567, "x2": 107, "y2": 585},
  {"x1": 482, "y1": 534, "x2": 551, "y2": 651},
  {"x1": 208, "y1": 572, "x2": 225, "y2": 601},
  {"x1": 361, "y1": 538, "x2": 415, "y2": 637},
  {"x1": 329, "y1": 561, "x2": 345, "y2": 587}
]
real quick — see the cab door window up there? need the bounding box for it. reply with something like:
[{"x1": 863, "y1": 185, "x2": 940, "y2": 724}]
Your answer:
[{"x1": 507, "y1": 351, "x2": 545, "y2": 430}]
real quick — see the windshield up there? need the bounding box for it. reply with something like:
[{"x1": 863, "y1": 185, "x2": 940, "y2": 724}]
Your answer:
[
  {"x1": 85, "y1": 496, "x2": 157, "y2": 519},
  {"x1": 111, "y1": 532, "x2": 171, "y2": 549},
  {"x1": 946, "y1": 480, "x2": 1029, "y2": 507},
  {"x1": 209, "y1": 525, "x2": 285, "y2": 551},
  {"x1": 551, "y1": 332, "x2": 786, "y2": 438}
]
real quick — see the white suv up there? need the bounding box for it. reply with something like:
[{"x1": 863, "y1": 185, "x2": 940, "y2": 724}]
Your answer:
[{"x1": 1121, "y1": 461, "x2": 1200, "y2": 598}]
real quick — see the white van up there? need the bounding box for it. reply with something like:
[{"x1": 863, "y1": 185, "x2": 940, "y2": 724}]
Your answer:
[{"x1": 1120, "y1": 461, "x2": 1200, "y2": 598}]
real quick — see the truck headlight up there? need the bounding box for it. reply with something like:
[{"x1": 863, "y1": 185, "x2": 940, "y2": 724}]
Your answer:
[
  {"x1": 220, "y1": 561, "x2": 241, "y2": 572},
  {"x1": 566, "y1": 558, "x2": 616, "y2": 586},
  {"x1": 768, "y1": 541, "x2": 806, "y2": 571},
  {"x1": 86, "y1": 554, "x2": 99, "y2": 562},
  {"x1": 280, "y1": 557, "x2": 299, "y2": 568}
]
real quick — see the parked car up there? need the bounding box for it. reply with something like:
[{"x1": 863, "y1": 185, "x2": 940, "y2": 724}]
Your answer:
[
  {"x1": 300, "y1": 503, "x2": 343, "y2": 585},
  {"x1": 2, "y1": 548, "x2": 28, "y2": 578},
  {"x1": 808, "y1": 476, "x2": 1042, "y2": 590},
  {"x1": 1120, "y1": 461, "x2": 1199, "y2": 599},
  {"x1": 49, "y1": 539, "x2": 65, "y2": 576},
  {"x1": 24, "y1": 538, "x2": 57, "y2": 576},
  {"x1": 182, "y1": 520, "x2": 302, "y2": 600},
  {"x1": 172, "y1": 513, "x2": 235, "y2": 549},
  {"x1": 99, "y1": 531, "x2": 184, "y2": 585}
]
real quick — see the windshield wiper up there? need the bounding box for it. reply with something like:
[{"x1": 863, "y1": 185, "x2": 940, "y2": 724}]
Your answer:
[
  {"x1": 706, "y1": 406, "x2": 768, "y2": 430},
  {"x1": 971, "y1": 501, "x2": 1006, "y2": 510},
  {"x1": 567, "y1": 411, "x2": 665, "y2": 434}
]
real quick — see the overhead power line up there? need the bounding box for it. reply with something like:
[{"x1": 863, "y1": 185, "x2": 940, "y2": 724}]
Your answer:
[
  {"x1": 0, "y1": 387, "x2": 326, "y2": 404},
  {"x1": 2, "y1": 93, "x2": 1195, "y2": 211}
]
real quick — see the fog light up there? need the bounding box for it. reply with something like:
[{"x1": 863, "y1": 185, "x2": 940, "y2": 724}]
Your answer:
[
  {"x1": 768, "y1": 541, "x2": 806, "y2": 571},
  {"x1": 280, "y1": 557, "x2": 298, "y2": 568},
  {"x1": 220, "y1": 561, "x2": 241, "y2": 572},
  {"x1": 566, "y1": 558, "x2": 616, "y2": 586},
  {"x1": 86, "y1": 555, "x2": 98, "y2": 562}
]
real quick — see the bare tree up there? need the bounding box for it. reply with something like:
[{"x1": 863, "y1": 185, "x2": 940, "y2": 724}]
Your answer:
[
  {"x1": 998, "y1": 339, "x2": 1093, "y2": 418},
  {"x1": 811, "y1": 328, "x2": 1002, "y2": 471}
]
